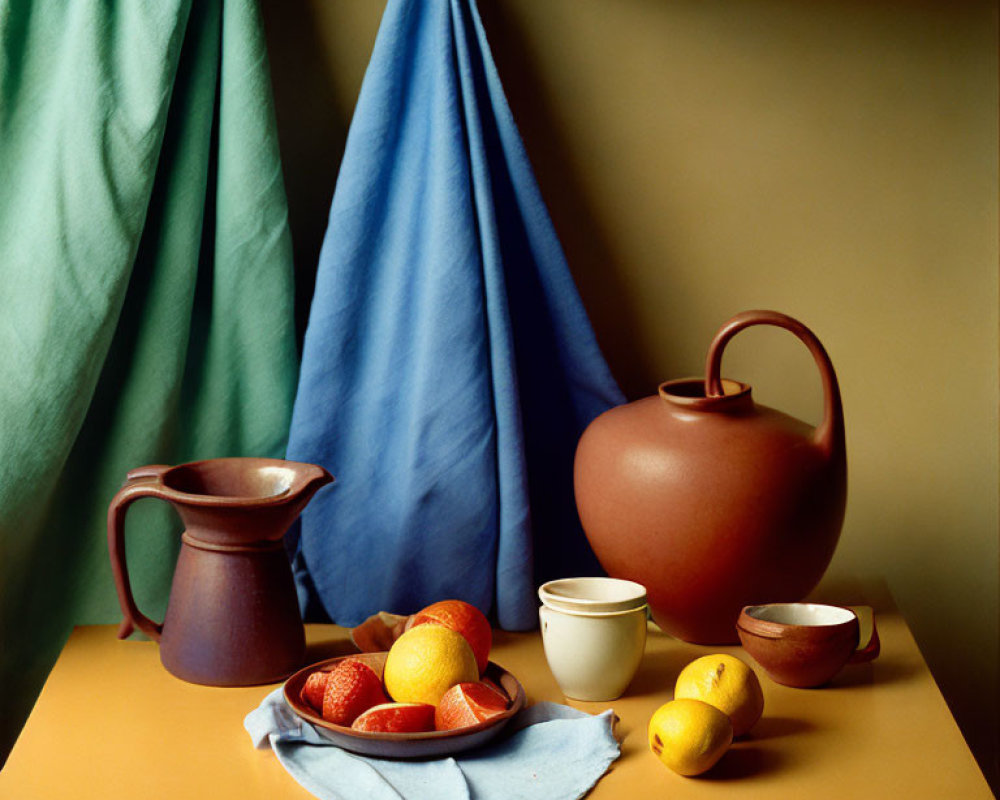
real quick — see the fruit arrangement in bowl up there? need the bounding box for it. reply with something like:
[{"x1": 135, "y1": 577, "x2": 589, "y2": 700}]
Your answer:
[{"x1": 283, "y1": 600, "x2": 526, "y2": 758}]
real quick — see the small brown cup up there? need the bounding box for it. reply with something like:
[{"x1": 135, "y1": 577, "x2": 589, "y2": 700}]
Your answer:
[{"x1": 736, "y1": 603, "x2": 880, "y2": 688}]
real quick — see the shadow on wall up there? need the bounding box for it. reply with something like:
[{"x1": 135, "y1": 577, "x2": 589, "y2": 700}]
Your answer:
[
  {"x1": 474, "y1": 1, "x2": 672, "y2": 400},
  {"x1": 260, "y1": 0, "x2": 351, "y2": 349}
]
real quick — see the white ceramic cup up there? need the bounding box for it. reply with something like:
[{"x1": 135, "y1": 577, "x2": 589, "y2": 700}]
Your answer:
[{"x1": 538, "y1": 578, "x2": 648, "y2": 701}]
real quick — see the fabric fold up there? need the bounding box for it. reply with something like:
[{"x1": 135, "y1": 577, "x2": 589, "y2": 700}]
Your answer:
[
  {"x1": 286, "y1": 0, "x2": 624, "y2": 632},
  {"x1": 0, "y1": 0, "x2": 297, "y2": 765}
]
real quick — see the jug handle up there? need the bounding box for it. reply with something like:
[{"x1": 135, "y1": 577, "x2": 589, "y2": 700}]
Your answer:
[
  {"x1": 107, "y1": 465, "x2": 172, "y2": 642},
  {"x1": 704, "y1": 310, "x2": 845, "y2": 455}
]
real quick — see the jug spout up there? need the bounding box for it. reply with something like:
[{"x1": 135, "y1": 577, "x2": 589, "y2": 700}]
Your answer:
[{"x1": 283, "y1": 461, "x2": 335, "y2": 513}]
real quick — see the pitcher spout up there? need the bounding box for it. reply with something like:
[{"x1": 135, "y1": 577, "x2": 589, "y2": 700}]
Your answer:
[{"x1": 284, "y1": 461, "x2": 335, "y2": 511}]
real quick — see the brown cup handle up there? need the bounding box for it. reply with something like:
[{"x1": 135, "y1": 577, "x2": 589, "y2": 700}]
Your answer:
[
  {"x1": 849, "y1": 610, "x2": 881, "y2": 664},
  {"x1": 107, "y1": 465, "x2": 172, "y2": 641},
  {"x1": 704, "y1": 310, "x2": 845, "y2": 456}
]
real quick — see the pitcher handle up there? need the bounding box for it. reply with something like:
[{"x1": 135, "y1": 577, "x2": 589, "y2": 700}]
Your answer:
[
  {"x1": 107, "y1": 465, "x2": 172, "y2": 641},
  {"x1": 704, "y1": 310, "x2": 845, "y2": 455}
]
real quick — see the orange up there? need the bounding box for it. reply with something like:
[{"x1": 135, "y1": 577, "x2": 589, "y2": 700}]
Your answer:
[
  {"x1": 351, "y1": 703, "x2": 436, "y2": 733},
  {"x1": 411, "y1": 600, "x2": 492, "y2": 674},
  {"x1": 435, "y1": 681, "x2": 509, "y2": 730}
]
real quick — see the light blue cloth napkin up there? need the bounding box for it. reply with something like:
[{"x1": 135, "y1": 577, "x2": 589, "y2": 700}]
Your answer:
[
  {"x1": 284, "y1": 0, "x2": 625, "y2": 631},
  {"x1": 246, "y1": 689, "x2": 620, "y2": 800}
]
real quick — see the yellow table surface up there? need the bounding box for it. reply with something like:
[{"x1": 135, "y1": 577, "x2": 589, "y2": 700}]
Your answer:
[{"x1": 1, "y1": 613, "x2": 992, "y2": 798}]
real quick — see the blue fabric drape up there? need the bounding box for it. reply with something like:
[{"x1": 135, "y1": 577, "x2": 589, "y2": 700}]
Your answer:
[{"x1": 285, "y1": 0, "x2": 623, "y2": 631}]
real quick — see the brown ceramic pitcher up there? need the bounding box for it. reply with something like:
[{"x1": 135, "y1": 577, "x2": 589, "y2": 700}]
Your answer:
[
  {"x1": 108, "y1": 457, "x2": 333, "y2": 685},
  {"x1": 574, "y1": 310, "x2": 846, "y2": 644}
]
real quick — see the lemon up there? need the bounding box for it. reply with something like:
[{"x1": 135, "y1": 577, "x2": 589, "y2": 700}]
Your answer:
[
  {"x1": 674, "y1": 654, "x2": 764, "y2": 737},
  {"x1": 648, "y1": 699, "x2": 733, "y2": 776},
  {"x1": 383, "y1": 623, "x2": 479, "y2": 706}
]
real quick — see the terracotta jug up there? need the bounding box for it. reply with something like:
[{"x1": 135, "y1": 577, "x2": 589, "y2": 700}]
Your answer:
[
  {"x1": 573, "y1": 310, "x2": 846, "y2": 644},
  {"x1": 108, "y1": 457, "x2": 333, "y2": 685}
]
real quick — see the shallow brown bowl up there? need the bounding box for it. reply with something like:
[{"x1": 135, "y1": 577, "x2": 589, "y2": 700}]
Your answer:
[{"x1": 283, "y1": 651, "x2": 527, "y2": 758}]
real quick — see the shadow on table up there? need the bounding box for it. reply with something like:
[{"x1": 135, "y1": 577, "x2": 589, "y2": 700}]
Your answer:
[
  {"x1": 703, "y1": 716, "x2": 814, "y2": 778},
  {"x1": 709, "y1": 742, "x2": 786, "y2": 780},
  {"x1": 746, "y1": 715, "x2": 815, "y2": 741},
  {"x1": 626, "y1": 641, "x2": 694, "y2": 697},
  {"x1": 303, "y1": 638, "x2": 360, "y2": 664},
  {"x1": 828, "y1": 655, "x2": 919, "y2": 689}
]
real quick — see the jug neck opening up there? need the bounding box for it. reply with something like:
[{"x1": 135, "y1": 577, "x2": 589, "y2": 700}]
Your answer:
[{"x1": 658, "y1": 378, "x2": 753, "y2": 412}]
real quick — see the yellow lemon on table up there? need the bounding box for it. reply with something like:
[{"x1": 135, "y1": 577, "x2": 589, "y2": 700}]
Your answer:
[
  {"x1": 383, "y1": 624, "x2": 479, "y2": 706},
  {"x1": 674, "y1": 653, "x2": 764, "y2": 737},
  {"x1": 648, "y1": 699, "x2": 733, "y2": 776}
]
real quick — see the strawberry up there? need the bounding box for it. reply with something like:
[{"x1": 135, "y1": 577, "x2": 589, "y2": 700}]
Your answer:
[
  {"x1": 322, "y1": 659, "x2": 389, "y2": 726},
  {"x1": 300, "y1": 670, "x2": 330, "y2": 712}
]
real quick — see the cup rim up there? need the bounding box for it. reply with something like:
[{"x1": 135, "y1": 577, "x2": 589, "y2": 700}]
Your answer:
[
  {"x1": 740, "y1": 603, "x2": 857, "y2": 629},
  {"x1": 538, "y1": 577, "x2": 647, "y2": 614},
  {"x1": 539, "y1": 603, "x2": 649, "y2": 619}
]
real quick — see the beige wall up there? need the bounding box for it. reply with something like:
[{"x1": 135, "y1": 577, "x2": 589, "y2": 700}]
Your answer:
[{"x1": 263, "y1": 0, "x2": 998, "y2": 787}]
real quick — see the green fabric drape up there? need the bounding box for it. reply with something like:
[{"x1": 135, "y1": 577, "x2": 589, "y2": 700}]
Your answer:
[{"x1": 0, "y1": 0, "x2": 298, "y2": 761}]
